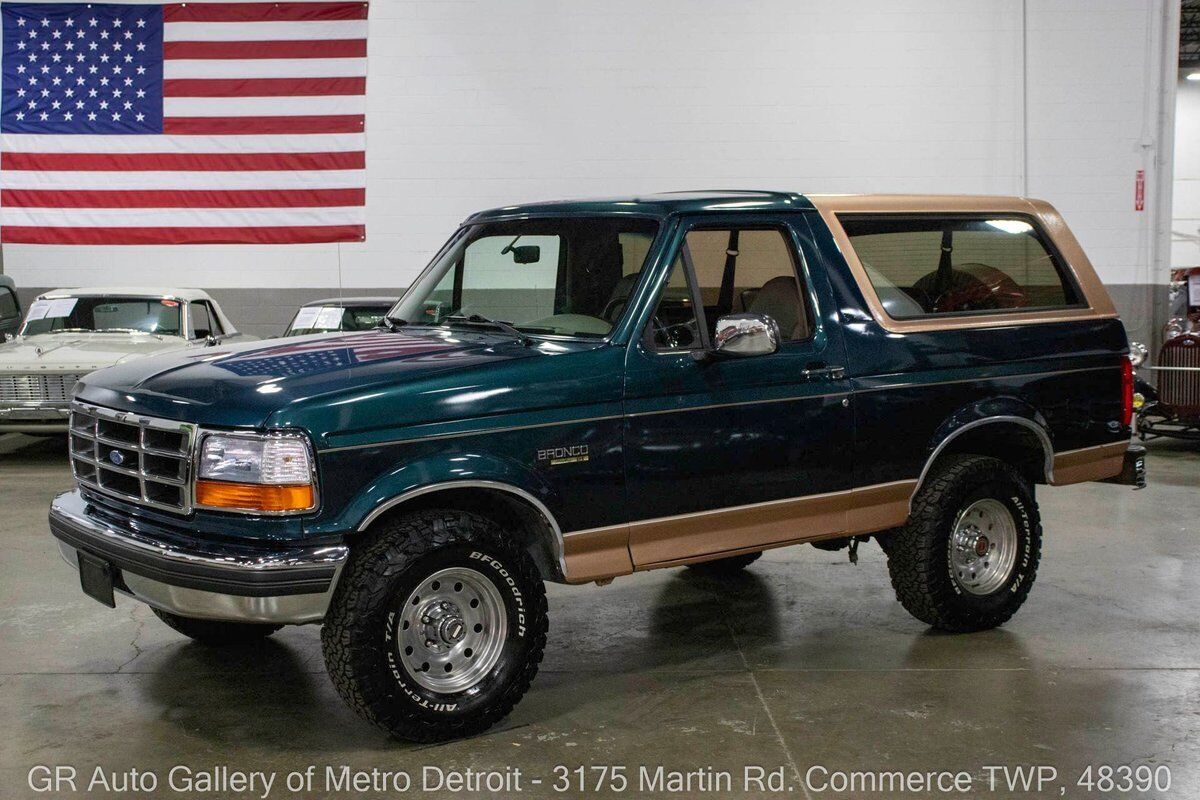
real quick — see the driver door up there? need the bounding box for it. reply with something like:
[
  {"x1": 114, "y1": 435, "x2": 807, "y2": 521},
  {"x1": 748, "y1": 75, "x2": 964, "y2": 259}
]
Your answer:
[{"x1": 622, "y1": 214, "x2": 853, "y2": 567}]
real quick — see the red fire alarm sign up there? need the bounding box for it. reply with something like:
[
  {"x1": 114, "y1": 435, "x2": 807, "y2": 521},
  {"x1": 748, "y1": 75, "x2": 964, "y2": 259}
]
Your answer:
[{"x1": 1135, "y1": 169, "x2": 1145, "y2": 211}]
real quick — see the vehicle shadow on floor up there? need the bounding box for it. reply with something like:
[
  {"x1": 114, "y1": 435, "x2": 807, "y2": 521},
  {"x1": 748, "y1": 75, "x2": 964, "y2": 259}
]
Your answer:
[
  {"x1": 114, "y1": 567, "x2": 1040, "y2": 752},
  {"x1": 125, "y1": 570, "x2": 782, "y2": 750},
  {"x1": 0, "y1": 433, "x2": 68, "y2": 462},
  {"x1": 139, "y1": 637, "x2": 393, "y2": 752}
]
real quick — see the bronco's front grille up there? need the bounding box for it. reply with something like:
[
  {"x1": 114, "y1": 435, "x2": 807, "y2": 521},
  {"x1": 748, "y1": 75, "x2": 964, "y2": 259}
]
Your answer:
[
  {"x1": 68, "y1": 403, "x2": 197, "y2": 514},
  {"x1": 0, "y1": 373, "x2": 84, "y2": 404}
]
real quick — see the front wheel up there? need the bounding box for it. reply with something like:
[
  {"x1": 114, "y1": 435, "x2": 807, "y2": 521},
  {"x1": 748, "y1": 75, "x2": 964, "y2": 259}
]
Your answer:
[
  {"x1": 321, "y1": 510, "x2": 548, "y2": 742},
  {"x1": 886, "y1": 455, "x2": 1041, "y2": 632}
]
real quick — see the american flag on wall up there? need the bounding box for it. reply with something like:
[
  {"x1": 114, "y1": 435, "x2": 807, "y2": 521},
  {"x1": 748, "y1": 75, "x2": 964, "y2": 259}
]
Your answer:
[{"x1": 0, "y1": 1, "x2": 367, "y2": 245}]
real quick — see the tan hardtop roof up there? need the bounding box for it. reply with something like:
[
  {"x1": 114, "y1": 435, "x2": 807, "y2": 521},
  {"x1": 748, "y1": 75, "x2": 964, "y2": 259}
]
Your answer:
[
  {"x1": 805, "y1": 194, "x2": 1048, "y2": 212},
  {"x1": 809, "y1": 194, "x2": 1118, "y2": 332}
]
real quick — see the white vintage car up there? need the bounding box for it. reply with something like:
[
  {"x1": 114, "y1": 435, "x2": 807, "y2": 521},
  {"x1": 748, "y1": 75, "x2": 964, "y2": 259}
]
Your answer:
[{"x1": 0, "y1": 287, "x2": 246, "y2": 433}]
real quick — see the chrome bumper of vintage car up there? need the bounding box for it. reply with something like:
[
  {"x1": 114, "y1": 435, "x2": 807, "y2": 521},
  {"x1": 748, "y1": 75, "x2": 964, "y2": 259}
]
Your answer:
[
  {"x1": 49, "y1": 489, "x2": 348, "y2": 624},
  {"x1": 0, "y1": 403, "x2": 71, "y2": 432}
]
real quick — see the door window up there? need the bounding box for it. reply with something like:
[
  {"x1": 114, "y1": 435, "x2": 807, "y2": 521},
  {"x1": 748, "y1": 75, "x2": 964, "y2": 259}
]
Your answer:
[
  {"x1": 649, "y1": 227, "x2": 811, "y2": 351},
  {"x1": 190, "y1": 301, "x2": 223, "y2": 339},
  {"x1": 0, "y1": 288, "x2": 17, "y2": 322}
]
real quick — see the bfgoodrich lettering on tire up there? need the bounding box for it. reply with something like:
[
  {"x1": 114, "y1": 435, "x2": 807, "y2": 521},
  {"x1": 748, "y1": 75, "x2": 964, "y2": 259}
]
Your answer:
[
  {"x1": 321, "y1": 509, "x2": 548, "y2": 742},
  {"x1": 885, "y1": 455, "x2": 1042, "y2": 632}
]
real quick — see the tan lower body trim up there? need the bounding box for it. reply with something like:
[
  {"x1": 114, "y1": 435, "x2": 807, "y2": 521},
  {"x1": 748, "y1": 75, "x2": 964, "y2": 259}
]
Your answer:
[
  {"x1": 561, "y1": 479, "x2": 916, "y2": 584},
  {"x1": 1050, "y1": 442, "x2": 1128, "y2": 486},
  {"x1": 845, "y1": 480, "x2": 915, "y2": 534},
  {"x1": 562, "y1": 440, "x2": 1129, "y2": 584},
  {"x1": 561, "y1": 525, "x2": 633, "y2": 584}
]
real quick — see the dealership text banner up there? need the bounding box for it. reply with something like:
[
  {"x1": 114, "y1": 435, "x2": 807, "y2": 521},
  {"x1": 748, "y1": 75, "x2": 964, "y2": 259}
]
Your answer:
[{"x1": 0, "y1": 0, "x2": 368, "y2": 245}]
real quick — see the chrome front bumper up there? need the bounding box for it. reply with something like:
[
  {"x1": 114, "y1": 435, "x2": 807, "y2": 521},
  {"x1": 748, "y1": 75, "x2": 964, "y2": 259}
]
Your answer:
[{"x1": 49, "y1": 489, "x2": 348, "y2": 624}]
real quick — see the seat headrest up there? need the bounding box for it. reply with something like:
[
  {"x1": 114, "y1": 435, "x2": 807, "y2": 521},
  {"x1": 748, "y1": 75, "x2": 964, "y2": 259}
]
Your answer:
[
  {"x1": 603, "y1": 271, "x2": 641, "y2": 322},
  {"x1": 748, "y1": 276, "x2": 807, "y2": 340}
]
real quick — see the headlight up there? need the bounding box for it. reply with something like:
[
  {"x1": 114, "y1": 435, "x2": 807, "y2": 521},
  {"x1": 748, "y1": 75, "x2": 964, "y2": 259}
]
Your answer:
[
  {"x1": 1128, "y1": 341, "x2": 1148, "y2": 368},
  {"x1": 196, "y1": 432, "x2": 316, "y2": 513}
]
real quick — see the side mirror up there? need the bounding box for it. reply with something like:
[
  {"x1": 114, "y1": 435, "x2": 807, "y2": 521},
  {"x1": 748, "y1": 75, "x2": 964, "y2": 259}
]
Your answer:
[
  {"x1": 510, "y1": 245, "x2": 541, "y2": 264},
  {"x1": 712, "y1": 313, "x2": 780, "y2": 358}
]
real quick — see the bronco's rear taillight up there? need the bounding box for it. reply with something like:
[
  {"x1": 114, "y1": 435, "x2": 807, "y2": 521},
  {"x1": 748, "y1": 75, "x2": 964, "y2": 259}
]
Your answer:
[{"x1": 1121, "y1": 358, "x2": 1134, "y2": 428}]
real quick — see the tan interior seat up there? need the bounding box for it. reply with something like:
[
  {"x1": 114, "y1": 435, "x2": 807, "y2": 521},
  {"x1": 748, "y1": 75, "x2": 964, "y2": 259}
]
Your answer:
[{"x1": 748, "y1": 276, "x2": 807, "y2": 340}]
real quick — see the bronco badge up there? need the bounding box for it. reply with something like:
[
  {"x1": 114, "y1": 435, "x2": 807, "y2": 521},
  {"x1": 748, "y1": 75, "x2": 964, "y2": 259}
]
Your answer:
[{"x1": 536, "y1": 444, "x2": 589, "y2": 467}]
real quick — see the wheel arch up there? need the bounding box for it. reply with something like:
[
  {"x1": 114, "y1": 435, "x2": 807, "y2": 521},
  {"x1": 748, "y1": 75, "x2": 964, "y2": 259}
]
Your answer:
[
  {"x1": 356, "y1": 480, "x2": 567, "y2": 583},
  {"x1": 912, "y1": 405, "x2": 1054, "y2": 508}
]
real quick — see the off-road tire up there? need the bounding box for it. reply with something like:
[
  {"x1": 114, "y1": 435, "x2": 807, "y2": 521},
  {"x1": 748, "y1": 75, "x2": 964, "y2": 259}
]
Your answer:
[
  {"x1": 886, "y1": 455, "x2": 1041, "y2": 632},
  {"x1": 151, "y1": 608, "x2": 282, "y2": 645},
  {"x1": 321, "y1": 509, "x2": 548, "y2": 742},
  {"x1": 685, "y1": 551, "x2": 762, "y2": 576}
]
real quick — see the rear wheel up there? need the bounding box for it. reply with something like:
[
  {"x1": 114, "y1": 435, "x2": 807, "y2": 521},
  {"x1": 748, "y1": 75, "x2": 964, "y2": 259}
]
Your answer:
[
  {"x1": 151, "y1": 608, "x2": 281, "y2": 645},
  {"x1": 685, "y1": 551, "x2": 762, "y2": 576},
  {"x1": 886, "y1": 455, "x2": 1041, "y2": 632},
  {"x1": 321, "y1": 510, "x2": 548, "y2": 742}
]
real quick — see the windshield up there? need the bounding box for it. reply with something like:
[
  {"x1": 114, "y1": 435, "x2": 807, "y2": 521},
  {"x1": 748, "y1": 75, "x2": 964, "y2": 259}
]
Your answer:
[
  {"x1": 286, "y1": 305, "x2": 391, "y2": 337},
  {"x1": 393, "y1": 217, "x2": 660, "y2": 338},
  {"x1": 19, "y1": 296, "x2": 183, "y2": 337}
]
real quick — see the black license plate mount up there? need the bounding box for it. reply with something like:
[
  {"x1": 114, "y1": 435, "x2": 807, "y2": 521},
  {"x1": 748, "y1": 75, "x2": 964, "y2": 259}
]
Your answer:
[{"x1": 77, "y1": 551, "x2": 116, "y2": 608}]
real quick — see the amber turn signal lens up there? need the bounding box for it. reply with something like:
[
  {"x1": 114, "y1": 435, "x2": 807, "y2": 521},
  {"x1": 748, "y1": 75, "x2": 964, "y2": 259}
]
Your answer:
[{"x1": 195, "y1": 480, "x2": 315, "y2": 512}]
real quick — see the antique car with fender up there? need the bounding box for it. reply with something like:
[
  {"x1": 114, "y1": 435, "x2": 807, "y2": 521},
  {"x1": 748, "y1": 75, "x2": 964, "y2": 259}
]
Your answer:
[
  {"x1": 1130, "y1": 269, "x2": 1200, "y2": 441},
  {"x1": 0, "y1": 288, "x2": 247, "y2": 434},
  {"x1": 1135, "y1": 335, "x2": 1200, "y2": 441},
  {"x1": 48, "y1": 192, "x2": 1143, "y2": 741}
]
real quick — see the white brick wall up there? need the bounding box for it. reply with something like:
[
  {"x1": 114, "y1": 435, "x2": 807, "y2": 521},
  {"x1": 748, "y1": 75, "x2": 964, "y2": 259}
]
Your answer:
[{"x1": 2, "y1": 0, "x2": 1177, "y2": 307}]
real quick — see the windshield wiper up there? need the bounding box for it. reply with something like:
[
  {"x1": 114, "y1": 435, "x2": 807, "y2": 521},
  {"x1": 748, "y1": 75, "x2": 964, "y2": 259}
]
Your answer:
[{"x1": 444, "y1": 314, "x2": 533, "y2": 347}]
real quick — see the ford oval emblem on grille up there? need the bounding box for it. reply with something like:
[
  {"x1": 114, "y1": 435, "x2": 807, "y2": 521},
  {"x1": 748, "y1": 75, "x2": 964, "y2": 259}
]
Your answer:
[{"x1": 108, "y1": 450, "x2": 125, "y2": 466}]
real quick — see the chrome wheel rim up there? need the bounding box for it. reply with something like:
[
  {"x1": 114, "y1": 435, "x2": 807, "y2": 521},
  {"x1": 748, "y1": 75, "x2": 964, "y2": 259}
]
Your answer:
[
  {"x1": 397, "y1": 567, "x2": 507, "y2": 693},
  {"x1": 948, "y1": 498, "x2": 1018, "y2": 596}
]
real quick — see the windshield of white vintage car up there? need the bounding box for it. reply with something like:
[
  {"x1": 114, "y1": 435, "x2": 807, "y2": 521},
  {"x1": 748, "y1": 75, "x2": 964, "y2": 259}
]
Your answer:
[
  {"x1": 392, "y1": 217, "x2": 660, "y2": 338},
  {"x1": 19, "y1": 297, "x2": 184, "y2": 337}
]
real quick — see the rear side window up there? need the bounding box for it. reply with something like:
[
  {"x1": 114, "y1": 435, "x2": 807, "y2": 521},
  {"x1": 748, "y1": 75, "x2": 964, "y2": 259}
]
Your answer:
[{"x1": 838, "y1": 215, "x2": 1082, "y2": 318}]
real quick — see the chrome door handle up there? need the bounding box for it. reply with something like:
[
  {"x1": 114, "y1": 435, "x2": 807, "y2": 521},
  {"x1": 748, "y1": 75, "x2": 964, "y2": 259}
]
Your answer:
[{"x1": 801, "y1": 364, "x2": 846, "y2": 381}]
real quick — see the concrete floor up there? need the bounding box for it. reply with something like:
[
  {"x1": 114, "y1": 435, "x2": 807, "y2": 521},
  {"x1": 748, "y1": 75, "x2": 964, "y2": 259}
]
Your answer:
[{"x1": 1, "y1": 434, "x2": 1197, "y2": 800}]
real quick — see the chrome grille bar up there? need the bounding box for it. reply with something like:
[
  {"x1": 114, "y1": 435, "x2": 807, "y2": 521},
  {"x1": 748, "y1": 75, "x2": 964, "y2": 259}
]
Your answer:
[{"x1": 68, "y1": 402, "x2": 197, "y2": 514}]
